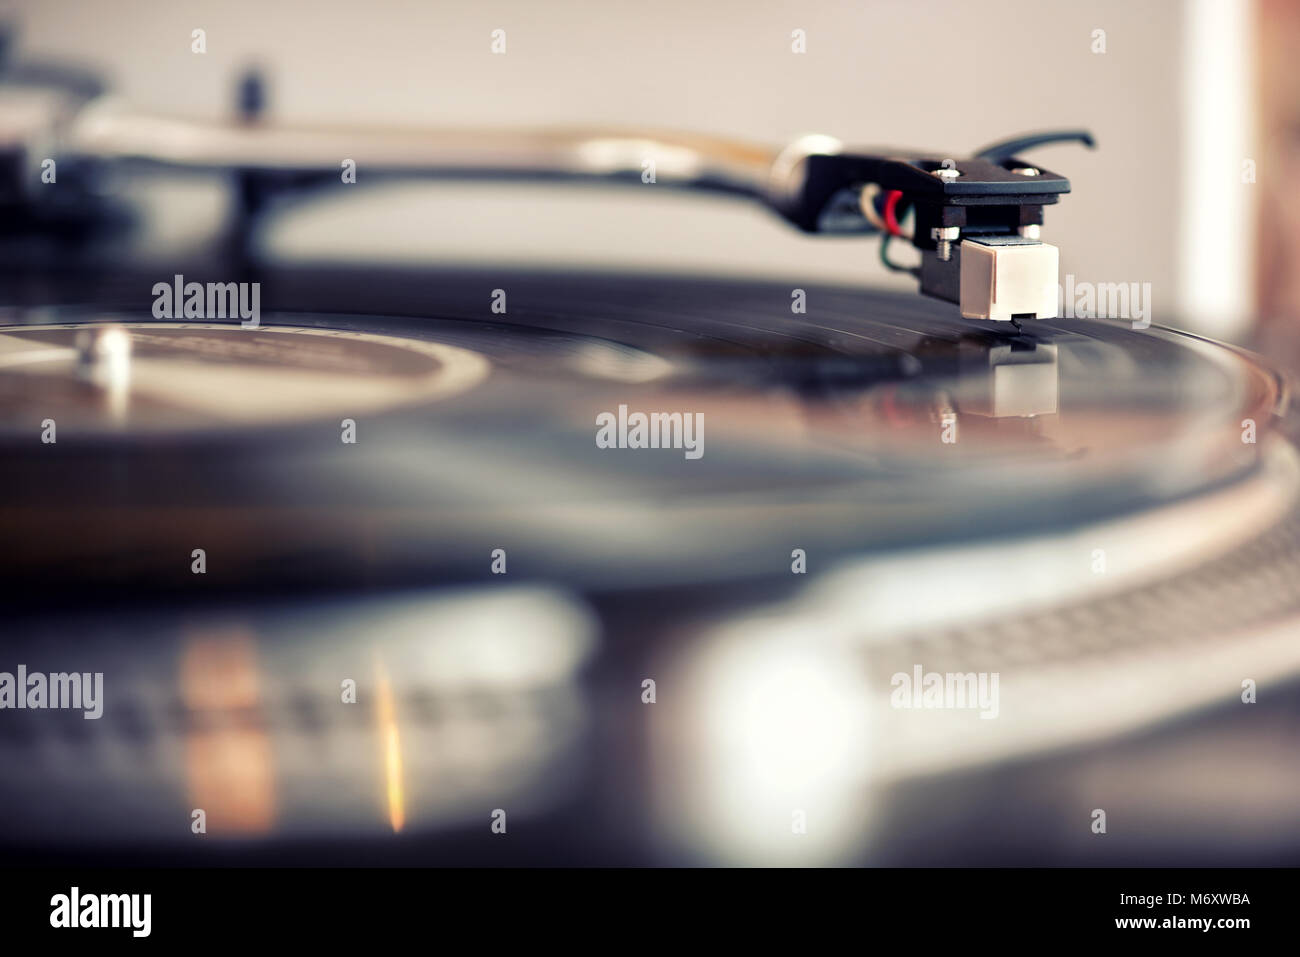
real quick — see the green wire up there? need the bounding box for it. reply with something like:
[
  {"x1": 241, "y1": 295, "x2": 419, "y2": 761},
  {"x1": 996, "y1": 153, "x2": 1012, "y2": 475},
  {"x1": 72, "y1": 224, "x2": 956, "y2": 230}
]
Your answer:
[{"x1": 879, "y1": 235, "x2": 920, "y2": 277}]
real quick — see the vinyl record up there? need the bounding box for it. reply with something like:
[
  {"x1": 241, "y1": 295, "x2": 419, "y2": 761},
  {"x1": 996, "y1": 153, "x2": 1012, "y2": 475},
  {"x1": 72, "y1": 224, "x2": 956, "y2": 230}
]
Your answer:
[{"x1": 0, "y1": 267, "x2": 1287, "y2": 598}]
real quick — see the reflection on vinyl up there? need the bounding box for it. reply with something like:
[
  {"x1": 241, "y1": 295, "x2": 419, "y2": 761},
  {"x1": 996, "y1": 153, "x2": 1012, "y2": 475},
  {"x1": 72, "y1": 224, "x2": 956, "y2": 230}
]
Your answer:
[{"x1": 1, "y1": 269, "x2": 1298, "y2": 866}]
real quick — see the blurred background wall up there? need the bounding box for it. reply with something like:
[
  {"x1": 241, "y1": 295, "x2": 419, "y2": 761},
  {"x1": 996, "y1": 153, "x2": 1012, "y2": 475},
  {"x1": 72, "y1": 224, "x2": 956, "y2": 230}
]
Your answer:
[
  {"x1": 1259, "y1": 0, "x2": 1300, "y2": 333},
  {"x1": 0, "y1": 0, "x2": 1269, "y2": 338}
]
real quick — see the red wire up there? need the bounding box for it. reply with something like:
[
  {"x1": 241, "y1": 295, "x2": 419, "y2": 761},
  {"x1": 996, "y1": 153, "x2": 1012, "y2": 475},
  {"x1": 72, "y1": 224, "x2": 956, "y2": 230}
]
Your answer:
[{"x1": 882, "y1": 189, "x2": 904, "y2": 236}]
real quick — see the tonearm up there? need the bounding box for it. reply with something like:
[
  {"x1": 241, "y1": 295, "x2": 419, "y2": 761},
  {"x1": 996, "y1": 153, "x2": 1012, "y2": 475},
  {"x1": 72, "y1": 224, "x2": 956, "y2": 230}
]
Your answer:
[{"x1": 1, "y1": 50, "x2": 1094, "y2": 322}]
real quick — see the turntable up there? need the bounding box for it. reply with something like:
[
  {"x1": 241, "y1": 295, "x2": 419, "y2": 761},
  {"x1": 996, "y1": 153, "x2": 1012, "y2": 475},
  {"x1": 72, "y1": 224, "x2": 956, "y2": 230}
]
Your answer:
[{"x1": 2, "y1": 41, "x2": 1299, "y2": 868}]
